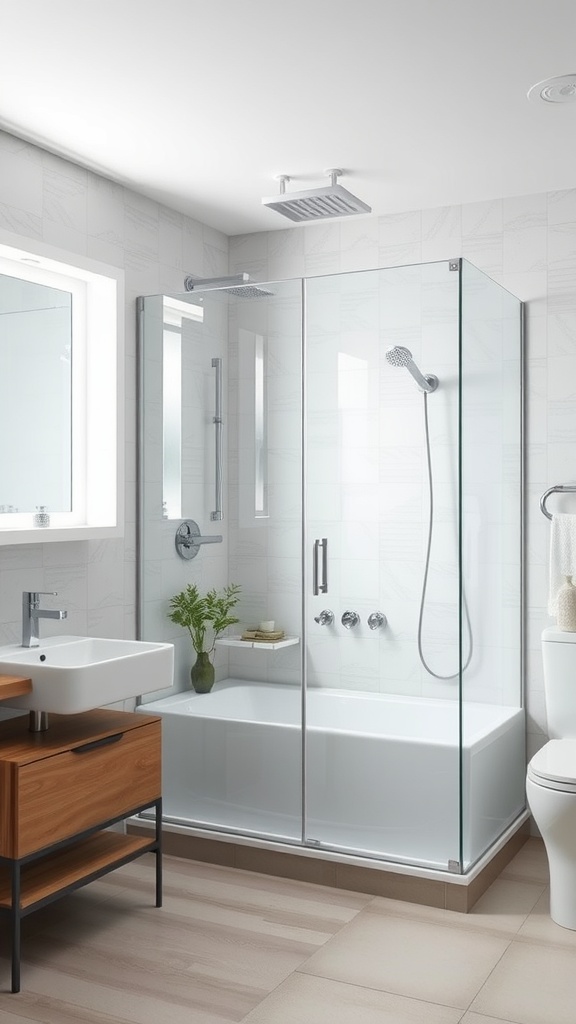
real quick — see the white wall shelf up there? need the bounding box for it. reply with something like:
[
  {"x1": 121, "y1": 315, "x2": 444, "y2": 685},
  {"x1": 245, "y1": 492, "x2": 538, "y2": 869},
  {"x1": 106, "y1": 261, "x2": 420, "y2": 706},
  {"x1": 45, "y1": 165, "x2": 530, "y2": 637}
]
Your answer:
[{"x1": 216, "y1": 636, "x2": 300, "y2": 652}]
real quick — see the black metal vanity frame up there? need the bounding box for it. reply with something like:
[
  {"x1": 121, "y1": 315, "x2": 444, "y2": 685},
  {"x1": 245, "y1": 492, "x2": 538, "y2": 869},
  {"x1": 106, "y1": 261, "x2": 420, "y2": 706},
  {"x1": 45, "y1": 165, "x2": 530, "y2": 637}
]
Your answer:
[{"x1": 0, "y1": 797, "x2": 162, "y2": 993}]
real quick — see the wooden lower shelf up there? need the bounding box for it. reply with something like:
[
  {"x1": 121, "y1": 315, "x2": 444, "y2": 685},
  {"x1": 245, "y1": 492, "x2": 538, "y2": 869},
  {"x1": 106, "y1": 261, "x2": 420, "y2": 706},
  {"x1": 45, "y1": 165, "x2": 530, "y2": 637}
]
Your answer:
[
  {"x1": 0, "y1": 674, "x2": 32, "y2": 701},
  {"x1": 0, "y1": 831, "x2": 154, "y2": 910}
]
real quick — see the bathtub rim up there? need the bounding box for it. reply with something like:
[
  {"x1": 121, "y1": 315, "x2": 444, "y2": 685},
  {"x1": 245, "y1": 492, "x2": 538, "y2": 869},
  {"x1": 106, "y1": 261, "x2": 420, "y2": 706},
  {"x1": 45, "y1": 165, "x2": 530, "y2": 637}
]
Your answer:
[{"x1": 138, "y1": 678, "x2": 523, "y2": 749}]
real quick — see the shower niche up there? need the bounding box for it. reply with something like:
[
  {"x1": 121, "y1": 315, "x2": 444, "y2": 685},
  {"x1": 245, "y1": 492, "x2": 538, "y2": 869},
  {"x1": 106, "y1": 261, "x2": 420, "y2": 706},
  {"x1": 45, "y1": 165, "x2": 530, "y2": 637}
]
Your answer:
[{"x1": 138, "y1": 258, "x2": 525, "y2": 876}]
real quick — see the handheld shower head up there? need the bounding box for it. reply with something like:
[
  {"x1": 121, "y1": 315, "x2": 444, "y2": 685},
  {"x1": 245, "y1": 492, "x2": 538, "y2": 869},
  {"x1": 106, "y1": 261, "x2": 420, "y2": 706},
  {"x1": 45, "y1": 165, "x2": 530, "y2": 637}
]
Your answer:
[
  {"x1": 385, "y1": 346, "x2": 439, "y2": 393},
  {"x1": 385, "y1": 345, "x2": 414, "y2": 368}
]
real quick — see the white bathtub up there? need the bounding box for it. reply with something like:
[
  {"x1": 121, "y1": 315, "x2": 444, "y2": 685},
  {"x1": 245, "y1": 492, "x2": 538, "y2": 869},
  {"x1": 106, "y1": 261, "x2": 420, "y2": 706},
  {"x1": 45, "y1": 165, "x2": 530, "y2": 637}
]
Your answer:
[{"x1": 139, "y1": 679, "x2": 526, "y2": 872}]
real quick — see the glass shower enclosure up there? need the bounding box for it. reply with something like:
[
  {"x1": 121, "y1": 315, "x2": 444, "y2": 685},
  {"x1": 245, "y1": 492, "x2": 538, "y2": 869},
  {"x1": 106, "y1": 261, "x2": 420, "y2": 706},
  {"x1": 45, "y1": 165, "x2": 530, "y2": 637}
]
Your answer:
[{"x1": 137, "y1": 257, "x2": 525, "y2": 874}]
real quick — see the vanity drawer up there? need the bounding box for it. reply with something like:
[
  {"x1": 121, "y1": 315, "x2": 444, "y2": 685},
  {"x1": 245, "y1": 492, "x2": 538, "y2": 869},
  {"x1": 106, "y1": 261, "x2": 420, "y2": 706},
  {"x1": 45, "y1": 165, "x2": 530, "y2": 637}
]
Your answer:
[{"x1": 14, "y1": 720, "x2": 161, "y2": 857}]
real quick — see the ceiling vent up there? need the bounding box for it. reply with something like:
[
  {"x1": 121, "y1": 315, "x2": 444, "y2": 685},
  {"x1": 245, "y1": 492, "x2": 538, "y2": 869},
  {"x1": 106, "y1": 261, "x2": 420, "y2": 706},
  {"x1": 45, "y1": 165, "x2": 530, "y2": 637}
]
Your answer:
[{"x1": 528, "y1": 74, "x2": 576, "y2": 104}]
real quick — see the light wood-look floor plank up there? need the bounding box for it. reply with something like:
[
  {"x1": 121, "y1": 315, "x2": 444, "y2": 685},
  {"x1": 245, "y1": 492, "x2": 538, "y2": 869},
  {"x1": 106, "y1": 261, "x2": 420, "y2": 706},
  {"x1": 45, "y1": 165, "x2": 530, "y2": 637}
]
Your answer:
[{"x1": 0, "y1": 853, "x2": 371, "y2": 1023}]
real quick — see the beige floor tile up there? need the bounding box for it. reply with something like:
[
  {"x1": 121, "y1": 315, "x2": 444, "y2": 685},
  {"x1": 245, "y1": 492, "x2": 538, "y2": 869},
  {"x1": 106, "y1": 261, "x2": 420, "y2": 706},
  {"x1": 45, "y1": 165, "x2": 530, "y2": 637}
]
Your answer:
[
  {"x1": 464, "y1": 878, "x2": 547, "y2": 935},
  {"x1": 461, "y1": 1015, "x2": 519, "y2": 1023},
  {"x1": 298, "y1": 905, "x2": 511, "y2": 1009},
  {"x1": 517, "y1": 888, "x2": 576, "y2": 949},
  {"x1": 369, "y1": 876, "x2": 545, "y2": 938},
  {"x1": 499, "y1": 839, "x2": 549, "y2": 886},
  {"x1": 242, "y1": 973, "x2": 463, "y2": 1023},
  {"x1": 471, "y1": 939, "x2": 576, "y2": 1024}
]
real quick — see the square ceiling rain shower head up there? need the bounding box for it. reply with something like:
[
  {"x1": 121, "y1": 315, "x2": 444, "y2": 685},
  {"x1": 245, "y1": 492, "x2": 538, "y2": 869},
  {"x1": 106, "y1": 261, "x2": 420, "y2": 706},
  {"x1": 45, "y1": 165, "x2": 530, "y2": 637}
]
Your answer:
[{"x1": 262, "y1": 169, "x2": 371, "y2": 223}]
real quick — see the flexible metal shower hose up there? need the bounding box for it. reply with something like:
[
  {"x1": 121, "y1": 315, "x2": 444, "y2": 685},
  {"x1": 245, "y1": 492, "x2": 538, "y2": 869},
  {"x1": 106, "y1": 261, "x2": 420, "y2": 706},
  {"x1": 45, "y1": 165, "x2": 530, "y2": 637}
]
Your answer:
[{"x1": 417, "y1": 392, "x2": 473, "y2": 680}]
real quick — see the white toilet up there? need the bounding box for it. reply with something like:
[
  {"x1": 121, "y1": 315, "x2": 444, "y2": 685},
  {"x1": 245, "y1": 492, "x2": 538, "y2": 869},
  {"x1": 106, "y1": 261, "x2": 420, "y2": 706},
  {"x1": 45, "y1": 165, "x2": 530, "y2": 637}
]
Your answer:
[{"x1": 527, "y1": 627, "x2": 576, "y2": 929}]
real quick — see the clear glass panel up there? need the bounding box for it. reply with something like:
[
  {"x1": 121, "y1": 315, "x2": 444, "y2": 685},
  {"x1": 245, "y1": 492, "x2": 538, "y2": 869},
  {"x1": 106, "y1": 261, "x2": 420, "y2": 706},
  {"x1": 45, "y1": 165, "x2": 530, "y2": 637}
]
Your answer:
[
  {"x1": 460, "y1": 259, "x2": 525, "y2": 871},
  {"x1": 139, "y1": 281, "x2": 303, "y2": 842},
  {"x1": 304, "y1": 262, "x2": 463, "y2": 870}
]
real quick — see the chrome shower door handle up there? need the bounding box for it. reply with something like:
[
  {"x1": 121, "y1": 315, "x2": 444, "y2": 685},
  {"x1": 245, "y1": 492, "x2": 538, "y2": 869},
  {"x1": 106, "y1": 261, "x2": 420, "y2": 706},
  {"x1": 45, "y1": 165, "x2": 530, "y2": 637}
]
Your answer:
[{"x1": 313, "y1": 538, "x2": 328, "y2": 595}]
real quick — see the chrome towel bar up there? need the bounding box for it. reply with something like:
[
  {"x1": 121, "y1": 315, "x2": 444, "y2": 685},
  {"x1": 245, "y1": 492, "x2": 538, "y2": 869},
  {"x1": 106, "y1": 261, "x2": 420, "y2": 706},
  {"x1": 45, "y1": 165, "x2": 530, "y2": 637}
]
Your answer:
[{"x1": 540, "y1": 484, "x2": 576, "y2": 520}]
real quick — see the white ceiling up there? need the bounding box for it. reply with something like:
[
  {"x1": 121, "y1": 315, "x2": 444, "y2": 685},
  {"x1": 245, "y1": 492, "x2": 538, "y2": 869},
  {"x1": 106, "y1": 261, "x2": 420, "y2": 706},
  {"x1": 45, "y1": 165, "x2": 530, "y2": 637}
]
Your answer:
[{"x1": 2, "y1": 0, "x2": 576, "y2": 236}]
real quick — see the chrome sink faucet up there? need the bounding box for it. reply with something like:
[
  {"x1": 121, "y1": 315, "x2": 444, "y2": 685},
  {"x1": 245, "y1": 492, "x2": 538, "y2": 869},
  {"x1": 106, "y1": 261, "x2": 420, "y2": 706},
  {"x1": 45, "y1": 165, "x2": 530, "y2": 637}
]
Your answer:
[{"x1": 22, "y1": 591, "x2": 68, "y2": 648}]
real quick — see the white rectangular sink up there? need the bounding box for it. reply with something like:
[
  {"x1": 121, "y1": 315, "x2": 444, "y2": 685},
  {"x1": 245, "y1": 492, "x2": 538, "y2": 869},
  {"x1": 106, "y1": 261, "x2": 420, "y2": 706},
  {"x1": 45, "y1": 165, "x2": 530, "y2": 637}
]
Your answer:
[{"x1": 0, "y1": 635, "x2": 174, "y2": 714}]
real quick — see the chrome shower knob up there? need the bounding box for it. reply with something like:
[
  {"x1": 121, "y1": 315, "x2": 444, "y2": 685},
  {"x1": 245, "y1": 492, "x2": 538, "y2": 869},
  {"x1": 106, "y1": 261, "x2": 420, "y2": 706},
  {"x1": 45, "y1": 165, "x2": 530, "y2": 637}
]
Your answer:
[
  {"x1": 367, "y1": 611, "x2": 387, "y2": 630},
  {"x1": 341, "y1": 611, "x2": 359, "y2": 629},
  {"x1": 314, "y1": 609, "x2": 334, "y2": 626}
]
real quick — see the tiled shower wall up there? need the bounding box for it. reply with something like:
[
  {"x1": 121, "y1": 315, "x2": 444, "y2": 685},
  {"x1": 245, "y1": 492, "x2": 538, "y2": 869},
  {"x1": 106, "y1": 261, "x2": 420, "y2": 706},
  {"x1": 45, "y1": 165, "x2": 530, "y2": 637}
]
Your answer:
[
  {"x1": 0, "y1": 129, "x2": 228, "y2": 654},
  {"x1": 228, "y1": 192, "x2": 576, "y2": 765},
  {"x1": 225, "y1": 260, "x2": 521, "y2": 709}
]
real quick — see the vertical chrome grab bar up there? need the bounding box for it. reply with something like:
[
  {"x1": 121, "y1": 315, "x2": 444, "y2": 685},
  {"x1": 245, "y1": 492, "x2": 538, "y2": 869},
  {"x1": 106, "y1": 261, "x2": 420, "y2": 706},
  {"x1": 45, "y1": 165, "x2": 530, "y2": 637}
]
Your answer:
[
  {"x1": 313, "y1": 538, "x2": 328, "y2": 595},
  {"x1": 210, "y1": 357, "x2": 223, "y2": 522}
]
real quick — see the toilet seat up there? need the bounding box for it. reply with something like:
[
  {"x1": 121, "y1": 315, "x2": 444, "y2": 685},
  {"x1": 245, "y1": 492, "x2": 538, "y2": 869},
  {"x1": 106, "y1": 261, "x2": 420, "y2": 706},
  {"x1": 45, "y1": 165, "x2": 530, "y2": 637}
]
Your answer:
[{"x1": 528, "y1": 739, "x2": 576, "y2": 793}]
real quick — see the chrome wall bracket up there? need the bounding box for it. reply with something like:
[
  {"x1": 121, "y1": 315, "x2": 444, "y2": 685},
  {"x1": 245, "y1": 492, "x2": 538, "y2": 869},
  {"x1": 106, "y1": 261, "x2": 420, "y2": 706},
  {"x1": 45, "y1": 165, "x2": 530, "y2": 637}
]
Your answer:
[{"x1": 175, "y1": 519, "x2": 223, "y2": 560}]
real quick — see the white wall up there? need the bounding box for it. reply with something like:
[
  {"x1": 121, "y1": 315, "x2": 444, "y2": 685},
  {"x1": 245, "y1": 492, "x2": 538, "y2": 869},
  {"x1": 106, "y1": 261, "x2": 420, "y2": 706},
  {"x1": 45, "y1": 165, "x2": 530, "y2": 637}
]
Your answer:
[
  {"x1": 0, "y1": 129, "x2": 227, "y2": 647},
  {"x1": 229, "y1": 193, "x2": 576, "y2": 764}
]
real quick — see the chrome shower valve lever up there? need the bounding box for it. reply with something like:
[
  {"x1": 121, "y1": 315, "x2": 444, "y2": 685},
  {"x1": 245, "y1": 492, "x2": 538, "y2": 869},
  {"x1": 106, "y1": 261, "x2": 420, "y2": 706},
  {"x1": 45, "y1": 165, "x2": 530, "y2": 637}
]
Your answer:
[
  {"x1": 314, "y1": 610, "x2": 334, "y2": 626},
  {"x1": 367, "y1": 612, "x2": 387, "y2": 630},
  {"x1": 341, "y1": 611, "x2": 359, "y2": 629}
]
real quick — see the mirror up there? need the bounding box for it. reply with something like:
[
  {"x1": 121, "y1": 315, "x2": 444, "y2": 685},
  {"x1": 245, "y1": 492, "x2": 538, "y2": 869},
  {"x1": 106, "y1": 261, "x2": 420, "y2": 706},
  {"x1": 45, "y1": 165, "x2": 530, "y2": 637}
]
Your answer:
[
  {"x1": 0, "y1": 272, "x2": 72, "y2": 514},
  {"x1": 0, "y1": 228, "x2": 124, "y2": 544}
]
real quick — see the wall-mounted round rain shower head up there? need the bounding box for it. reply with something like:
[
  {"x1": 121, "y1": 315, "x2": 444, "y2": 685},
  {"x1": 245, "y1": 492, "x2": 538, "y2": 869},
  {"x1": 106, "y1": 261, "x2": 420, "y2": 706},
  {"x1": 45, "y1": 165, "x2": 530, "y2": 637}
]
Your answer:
[{"x1": 385, "y1": 345, "x2": 439, "y2": 394}]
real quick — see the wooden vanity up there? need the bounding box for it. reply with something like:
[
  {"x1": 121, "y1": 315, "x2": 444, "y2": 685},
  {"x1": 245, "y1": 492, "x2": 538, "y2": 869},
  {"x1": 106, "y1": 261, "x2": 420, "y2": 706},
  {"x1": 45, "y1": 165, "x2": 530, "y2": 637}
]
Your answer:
[{"x1": 0, "y1": 691, "x2": 162, "y2": 992}]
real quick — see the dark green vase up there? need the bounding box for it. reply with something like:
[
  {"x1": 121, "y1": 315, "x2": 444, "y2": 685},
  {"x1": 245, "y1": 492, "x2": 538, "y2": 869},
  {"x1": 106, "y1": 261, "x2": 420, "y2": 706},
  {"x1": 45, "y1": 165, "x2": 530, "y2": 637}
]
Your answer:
[{"x1": 190, "y1": 651, "x2": 215, "y2": 693}]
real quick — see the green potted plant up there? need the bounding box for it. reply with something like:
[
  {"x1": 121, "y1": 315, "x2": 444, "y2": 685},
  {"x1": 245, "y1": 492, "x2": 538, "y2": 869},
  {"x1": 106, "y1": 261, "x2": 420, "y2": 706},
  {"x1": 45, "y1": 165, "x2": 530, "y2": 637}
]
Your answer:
[{"x1": 167, "y1": 583, "x2": 241, "y2": 693}]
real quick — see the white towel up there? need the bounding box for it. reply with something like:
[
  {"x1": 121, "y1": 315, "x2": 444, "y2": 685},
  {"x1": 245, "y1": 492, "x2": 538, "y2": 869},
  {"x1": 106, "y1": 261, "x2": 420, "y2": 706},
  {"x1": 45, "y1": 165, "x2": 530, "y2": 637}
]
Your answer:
[{"x1": 548, "y1": 513, "x2": 576, "y2": 615}]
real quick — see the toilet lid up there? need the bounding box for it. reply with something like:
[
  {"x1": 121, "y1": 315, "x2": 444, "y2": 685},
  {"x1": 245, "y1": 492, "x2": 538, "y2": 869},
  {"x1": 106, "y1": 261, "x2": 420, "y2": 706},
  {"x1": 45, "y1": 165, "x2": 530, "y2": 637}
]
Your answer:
[{"x1": 529, "y1": 739, "x2": 576, "y2": 786}]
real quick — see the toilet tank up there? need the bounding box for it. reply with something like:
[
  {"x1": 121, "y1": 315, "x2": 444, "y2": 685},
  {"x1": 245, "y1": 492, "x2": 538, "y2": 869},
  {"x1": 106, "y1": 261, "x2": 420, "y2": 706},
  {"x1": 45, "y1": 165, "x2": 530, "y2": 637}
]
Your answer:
[{"x1": 542, "y1": 627, "x2": 576, "y2": 738}]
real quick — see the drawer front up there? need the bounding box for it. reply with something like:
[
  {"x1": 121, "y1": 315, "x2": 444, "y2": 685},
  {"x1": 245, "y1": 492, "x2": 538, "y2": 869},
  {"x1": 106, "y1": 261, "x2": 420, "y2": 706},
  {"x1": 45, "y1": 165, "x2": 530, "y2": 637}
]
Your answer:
[{"x1": 16, "y1": 720, "x2": 161, "y2": 857}]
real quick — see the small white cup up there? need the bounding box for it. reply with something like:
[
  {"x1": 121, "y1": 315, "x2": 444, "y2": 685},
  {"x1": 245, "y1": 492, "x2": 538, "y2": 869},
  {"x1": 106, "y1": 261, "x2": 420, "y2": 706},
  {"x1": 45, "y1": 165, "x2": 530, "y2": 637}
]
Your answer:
[{"x1": 259, "y1": 620, "x2": 275, "y2": 632}]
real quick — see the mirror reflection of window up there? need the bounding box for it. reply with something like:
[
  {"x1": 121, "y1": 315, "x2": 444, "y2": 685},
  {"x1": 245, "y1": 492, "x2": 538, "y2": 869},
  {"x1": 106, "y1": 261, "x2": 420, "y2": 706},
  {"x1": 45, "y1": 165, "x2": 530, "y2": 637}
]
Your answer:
[
  {"x1": 254, "y1": 334, "x2": 268, "y2": 518},
  {"x1": 161, "y1": 297, "x2": 203, "y2": 521},
  {"x1": 0, "y1": 272, "x2": 72, "y2": 513},
  {"x1": 239, "y1": 328, "x2": 268, "y2": 525},
  {"x1": 162, "y1": 329, "x2": 182, "y2": 520}
]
